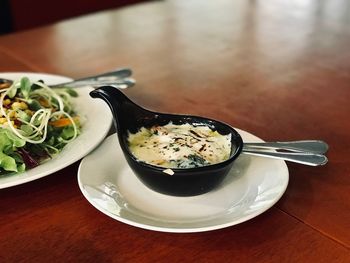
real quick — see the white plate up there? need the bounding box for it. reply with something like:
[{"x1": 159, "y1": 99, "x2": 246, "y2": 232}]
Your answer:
[
  {"x1": 0, "y1": 72, "x2": 113, "y2": 189},
  {"x1": 78, "y1": 129, "x2": 289, "y2": 233}
]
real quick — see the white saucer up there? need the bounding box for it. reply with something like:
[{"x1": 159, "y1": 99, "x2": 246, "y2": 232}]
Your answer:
[{"x1": 78, "y1": 129, "x2": 289, "y2": 233}]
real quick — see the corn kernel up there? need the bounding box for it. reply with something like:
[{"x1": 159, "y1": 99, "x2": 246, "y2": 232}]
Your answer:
[
  {"x1": 25, "y1": 109, "x2": 34, "y2": 116},
  {"x1": 11, "y1": 101, "x2": 27, "y2": 110},
  {"x1": 0, "y1": 117, "x2": 7, "y2": 124},
  {"x1": 11, "y1": 102, "x2": 22, "y2": 110},
  {"x1": 8, "y1": 111, "x2": 16, "y2": 118},
  {"x1": 20, "y1": 102, "x2": 28, "y2": 110},
  {"x1": 3, "y1": 99, "x2": 11, "y2": 106},
  {"x1": 2, "y1": 121, "x2": 13, "y2": 127}
]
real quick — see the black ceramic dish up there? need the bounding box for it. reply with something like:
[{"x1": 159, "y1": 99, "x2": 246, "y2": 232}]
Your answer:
[{"x1": 90, "y1": 86, "x2": 243, "y2": 196}]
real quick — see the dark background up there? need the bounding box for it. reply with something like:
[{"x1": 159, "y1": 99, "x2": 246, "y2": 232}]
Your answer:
[{"x1": 0, "y1": 0, "x2": 148, "y2": 34}]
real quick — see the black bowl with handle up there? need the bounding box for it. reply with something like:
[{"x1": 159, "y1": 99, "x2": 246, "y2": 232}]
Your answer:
[{"x1": 90, "y1": 86, "x2": 243, "y2": 196}]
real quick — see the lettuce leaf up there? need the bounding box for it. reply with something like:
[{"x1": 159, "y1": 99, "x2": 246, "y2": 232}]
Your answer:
[{"x1": 0, "y1": 129, "x2": 26, "y2": 172}]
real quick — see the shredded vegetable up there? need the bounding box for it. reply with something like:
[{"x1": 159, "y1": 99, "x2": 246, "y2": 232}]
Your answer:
[{"x1": 0, "y1": 77, "x2": 81, "y2": 175}]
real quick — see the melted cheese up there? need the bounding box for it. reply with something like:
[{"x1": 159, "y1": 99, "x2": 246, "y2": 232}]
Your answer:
[{"x1": 127, "y1": 123, "x2": 232, "y2": 168}]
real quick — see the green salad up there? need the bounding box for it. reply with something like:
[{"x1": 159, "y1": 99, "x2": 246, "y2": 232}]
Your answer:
[{"x1": 0, "y1": 77, "x2": 81, "y2": 175}]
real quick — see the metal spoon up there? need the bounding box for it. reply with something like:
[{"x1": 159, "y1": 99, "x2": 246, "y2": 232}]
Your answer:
[
  {"x1": 0, "y1": 67, "x2": 135, "y2": 89},
  {"x1": 242, "y1": 140, "x2": 329, "y2": 166},
  {"x1": 242, "y1": 149, "x2": 328, "y2": 166},
  {"x1": 244, "y1": 140, "x2": 328, "y2": 154}
]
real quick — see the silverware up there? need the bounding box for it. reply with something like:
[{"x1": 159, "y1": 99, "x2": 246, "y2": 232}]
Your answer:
[
  {"x1": 61, "y1": 77, "x2": 136, "y2": 89},
  {"x1": 242, "y1": 140, "x2": 329, "y2": 166},
  {"x1": 244, "y1": 140, "x2": 328, "y2": 154},
  {"x1": 242, "y1": 149, "x2": 328, "y2": 166},
  {"x1": 0, "y1": 68, "x2": 135, "y2": 89}
]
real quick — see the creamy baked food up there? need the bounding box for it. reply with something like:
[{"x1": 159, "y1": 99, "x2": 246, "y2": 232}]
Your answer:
[{"x1": 127, "y1": 122, "x2": 232, "y2": 168}]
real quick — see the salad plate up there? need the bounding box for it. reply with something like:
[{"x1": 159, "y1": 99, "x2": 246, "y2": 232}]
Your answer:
[
  {"x1": 0, "y1": 72, "x2": 113, "y2": 189},
  {"x1": 78, "y1": 129, "x2": 289, "y2": 233}
]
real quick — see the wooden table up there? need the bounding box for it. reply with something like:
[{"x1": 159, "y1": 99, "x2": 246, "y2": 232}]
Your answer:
[{"x1": 0, "y1": 0, "x2": 349, "y2": 262}]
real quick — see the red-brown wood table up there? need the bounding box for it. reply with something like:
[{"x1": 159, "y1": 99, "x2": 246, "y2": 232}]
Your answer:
[{"x1": 0, "y1": 1, "x2": 349, "y2": 262}]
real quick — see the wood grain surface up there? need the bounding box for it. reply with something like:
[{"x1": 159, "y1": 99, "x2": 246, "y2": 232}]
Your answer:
[{"x1": 0, "y1": 0, "x2": 349, "y2": 262}]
